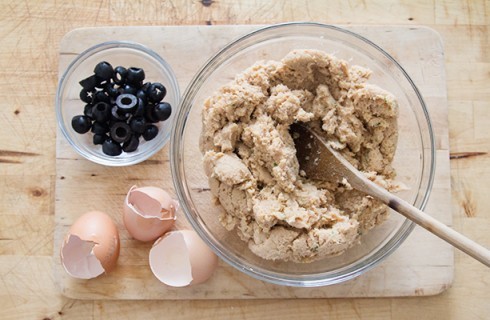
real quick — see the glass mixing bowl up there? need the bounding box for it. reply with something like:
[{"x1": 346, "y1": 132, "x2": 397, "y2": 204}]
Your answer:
[
  {"x1": 171, "y1": 22, "x2": 435, "y2": 287},
  {"x1": 56, "y1": 41, "x2": 180, "y2": 166}
]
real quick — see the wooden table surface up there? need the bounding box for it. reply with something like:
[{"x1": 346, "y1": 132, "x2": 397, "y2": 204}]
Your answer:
[{"x1": 0, "y1": 1, "x2": 488, "y2": 319}]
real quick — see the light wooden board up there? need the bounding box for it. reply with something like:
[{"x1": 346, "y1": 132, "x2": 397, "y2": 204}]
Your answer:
[{"x1": 54, "y1": 25, "x2": 452, "y2": 300}]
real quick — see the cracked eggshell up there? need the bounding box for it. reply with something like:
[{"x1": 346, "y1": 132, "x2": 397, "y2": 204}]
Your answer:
[
  {"x1": 60, "y1": 211, "x2": 120, "y2": 279},
  {"x1": 149, "y1": 230, "x2": 218, "y2": 287},
  {"x1": 123, "y1": 185, "x2": 178, "y2": 242}
]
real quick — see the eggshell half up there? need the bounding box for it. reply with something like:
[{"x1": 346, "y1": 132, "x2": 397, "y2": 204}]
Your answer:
[
  {"x1": 149, "y1": 230, "x2": 218, "y2": 287},
  {"x1": 123, "y1": 186, "x2": 178, "y2": 242},
  {"x1": 60, "y1": 211, "x2": 120, "y2": 279}
]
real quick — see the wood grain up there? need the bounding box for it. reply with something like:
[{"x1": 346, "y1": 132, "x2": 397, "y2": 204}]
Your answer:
[
  {"x1": 0, "y1": 0, "x2": 489, "y2": 319},
  {"x1": 53, "y1": 25, "x2": 453, "y2": 300}
]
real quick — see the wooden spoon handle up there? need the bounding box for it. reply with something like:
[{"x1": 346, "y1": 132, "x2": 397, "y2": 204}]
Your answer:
[
  {"x1": 291, "y1": 124, "x2": 490, "y2": 266},
  {"x1": 365, "y1": 180, "x2": 490, "y2": 267}
]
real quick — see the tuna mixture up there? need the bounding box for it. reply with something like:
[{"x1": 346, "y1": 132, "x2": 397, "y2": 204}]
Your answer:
[{"x1": 200, "y1": 49, "x2": 401, "y2": 262}]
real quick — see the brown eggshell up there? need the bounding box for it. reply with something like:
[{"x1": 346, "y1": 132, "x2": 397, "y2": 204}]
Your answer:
[
  {"x1": 149, "y1": 230, "x2": 218, "y2": 287},
  {"x1": 61, "y1": 211, "x2": 120, "y2": 279},
  {"x1": 123, "y1": 185, "x2": 177, "y2": 242},
  {"x1": 183, "y1": 230, "x2": 219, "y2": 285}
]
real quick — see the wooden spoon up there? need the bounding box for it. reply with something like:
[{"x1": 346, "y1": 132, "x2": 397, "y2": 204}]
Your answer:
[{"x1": 290, "y1": 123, "x2": 490, "y2": 267}]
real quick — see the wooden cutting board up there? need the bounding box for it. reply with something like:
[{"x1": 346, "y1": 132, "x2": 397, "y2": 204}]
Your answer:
[{"x1": 53, "y1": 25, "x2": 452, "y2": 299}]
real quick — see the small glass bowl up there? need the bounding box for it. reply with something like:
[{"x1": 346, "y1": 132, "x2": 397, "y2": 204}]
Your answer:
[
  {"x1": 171, "y1": 22, "x2": 435, "y2": 287},
  {"x1": 56, "y1": 41, "x2": 180, "y2": 166}
]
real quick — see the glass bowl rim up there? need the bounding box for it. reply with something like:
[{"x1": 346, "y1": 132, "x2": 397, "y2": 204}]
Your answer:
[
  {"x1": 56, "y1": 40, "x2": 180, "y2": 167},
  {"x1": 170, "y1": 22, "x2": 436, "y2": 287}
]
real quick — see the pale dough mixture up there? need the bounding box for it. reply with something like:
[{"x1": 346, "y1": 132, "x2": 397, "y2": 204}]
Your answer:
[{"x1": 200, "y1": 49, "x2": 401, "y2": 262}]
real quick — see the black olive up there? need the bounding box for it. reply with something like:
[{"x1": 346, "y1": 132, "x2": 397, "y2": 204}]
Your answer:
[
  {"x1": 136, "y1": 89, "x2": 148, "y2": 104},
  {"x1": 142, "y1": 124, "x2": 158, "y2": 141},
  {"x1": 94, "y1": 78, "x2": 109, "y2": 89},
  {"x1": 110, "y1": 121, "x2": 132, "y2": 143},
  {"x1": 111, "y1": 105, "x2": 130, "y2": 121},
  {"x1": 134, "y1": 98, "x2": 146, "y2": 117},
  {"x1": 79, "y1": 89, "x2": 94, "y2": 103},
  {"x1": 129, "y1": 117, "x2": 147, "y2": 134},
  {"x1": 102, "y1": 139, "x2": 122, "y2": 156},
  {"x1": 105, "y1": 82, "x2": 119, "y2": 98},
  {"x1": 71, "y1": 115, "x2": 92, "y2": 134},
  {"x1": 93, "y1": 133, "x2": 108, "y2": 145},
  {"x1": 92, "y1": 102, "x2": 111, "y2": 122},
  {"x1": 94, "y1": 90, "x2": 111, "y2": 103},
  {"x1": 122, "y1": 135, "x2": 139, "y2": 153},
  {"x1": 76, "y1": 62, "x2": 172, "y2": 155},
  {"x1": 83, "y1": 104, "x2": 94, "y2": 118},
  {"x1": 141, "y1": 82, "x2": 151, "y2": 92},
  {"x1": 126, "y1": 67, "x2": 145, "y2": 86},
  {"x1": 147, "y1": 82, "x2": 167, "y2": 103},
  {"x1": 115, "y1": 93, "x2": 137, "y2": 113},
  {"x1": 94, "y1": 61, "x2": 114, "y2": 81},
  {"x1": 91, "y1": 121, "x2": 110, "y2": 134},
  {"x1": 79, "y1": 74, "x2": 98, "y2": 90},
  {"x1": 144, "y1": 103, "x2": 159, "y2": 123},
  {"x1": 122, "y1": 84, "x2": 137, "y2": 95},
  {"x1": 107, "y1": 118, "x2": 119, "y2": 129},
  {"x1": 113, "y1": 66, "x2": 127, "y2": 85},
  {"x1": 154, "y1": 102, "x2": 172, "y2": 121}
]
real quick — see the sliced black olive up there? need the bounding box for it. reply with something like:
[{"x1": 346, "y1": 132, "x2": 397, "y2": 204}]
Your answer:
[
  {"x1": 107, "y1": 118, "x2": 119, "y2": 129},
  {"x1": 129, "y1": 117, "x2": 147, "y2": 134},
  {"x1": 111, "y1": 105, "x2": 130, "y2": 121},
  {"x1": 102, "y1": 139, "x2": 122, "y2": 156},
  {"x1": 122, "y1": 84, "x2": 137, "y2": 95},
  {"x1": 94, "y1": 90, "x2": 111, "y2": 103},
  {"x1": 92, "y1": 102, "x2": 111, "y2": 122},
  {"x1": 136, "y1": 89, "x2": 148, "y2": 104},
  {"x1": 154, "y1": 102, "x2": 172, "y2": 121},
  {"x1": 91, "y1": 121, "x2": 110, "y2": 134},
  {"x1": 83, "y1": 104, "x2": 94, "y2": 118},
  {"x1": 134, "y1": 98, "x2": 146, "y2": 117},
  {"x1": 126, "y1": 67, "x2": 145, "y2": 86},
  {"x1": 142, "y1": 124, "x2": 158, "y2": 141},
  {"x1": 94, "y1": 78, "x2": 109, "y2": 89},
  {"x1": 115, "y1": 93, "x2": 137, "y2": 113},
  {"x1": 93, "y1": 133, "x2": 108, "y2": 145},
  {"x1": 79, "y1": 74, "x2": 98, "y2": 90},
  {"x1": 94, "y1": 61, "x2": 114, "y2": 81},
  {"x1": 110, "y1": 121, "x2": 132, "y2": 143},
  {"x1": 76, "y1": 62, "x2": 173, "y2": 155},
  {"x1": 141, "y1": 82, "x2": 151, "y2": 92},
  {"x1": 79, "y1": 89, "x2": 94, "y2": 103},
  {"x1": 147, "y1": 82, "x2": 166, "y2": 103},
  {"x1": 71, "y1": 115, "x2": 92, "y2": 134},
  {"x1": 144, "y1": 103, "x2": 159, "y2": 123},
  {"x1": 113, "y1": 66, "x2": 128, "y2": 85},
  {"x1": 105, "y1": 82, "x2": 119, "y2": 98},
  {"x1": 122, "y1": 135, "x2": 139, "y2": 153}
]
